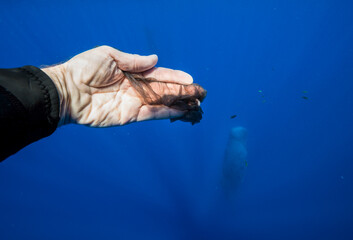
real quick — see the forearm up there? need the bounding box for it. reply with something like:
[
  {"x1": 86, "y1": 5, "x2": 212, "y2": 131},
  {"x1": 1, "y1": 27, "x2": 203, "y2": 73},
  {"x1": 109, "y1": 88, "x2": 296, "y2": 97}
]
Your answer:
[{"x1": 0, "y1": 66, "x2": 60, "y2": 161}]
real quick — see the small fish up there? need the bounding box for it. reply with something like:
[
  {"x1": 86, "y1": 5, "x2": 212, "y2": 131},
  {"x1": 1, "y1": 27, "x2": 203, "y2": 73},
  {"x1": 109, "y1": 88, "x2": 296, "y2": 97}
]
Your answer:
[
  {"x1": 302, "y1": 96, "x2": 309, "y2": 100},
  {"x1": 245, "y1": 160, "x2": 248, "y2": 167},
  {"x1": 258, "y1": 90, "x2": 263, "y2": 93},
  {"x1": 302, "y1": 90, "x2": 308, "y2": 94},
  {"x1": 230, "y1": 115, "x2": 237, "y2": 119}
]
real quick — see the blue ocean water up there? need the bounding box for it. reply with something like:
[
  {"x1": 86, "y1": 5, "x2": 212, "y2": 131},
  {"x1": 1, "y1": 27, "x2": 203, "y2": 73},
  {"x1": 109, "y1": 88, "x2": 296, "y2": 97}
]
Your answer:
[{"x1": 1, "y1": 0, "x2": 353, "y2": 239}]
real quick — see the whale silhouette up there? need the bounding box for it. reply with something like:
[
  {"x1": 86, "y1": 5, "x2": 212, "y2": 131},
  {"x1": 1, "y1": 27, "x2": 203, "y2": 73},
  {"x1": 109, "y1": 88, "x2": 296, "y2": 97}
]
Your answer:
[{"x1": 221, "y1": 126, "x2": 248, "y2": 197}]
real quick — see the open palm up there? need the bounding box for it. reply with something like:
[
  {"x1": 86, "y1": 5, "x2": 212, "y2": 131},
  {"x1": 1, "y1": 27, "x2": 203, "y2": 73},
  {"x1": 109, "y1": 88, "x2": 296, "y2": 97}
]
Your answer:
[{"x1": 44, "y1": 46, "x2": 205, "y2": 127}]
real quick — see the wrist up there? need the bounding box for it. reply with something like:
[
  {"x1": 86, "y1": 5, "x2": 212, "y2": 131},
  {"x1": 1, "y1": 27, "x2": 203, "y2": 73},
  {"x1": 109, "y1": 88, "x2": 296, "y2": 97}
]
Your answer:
[{"x1": 41, "y1": 64, "x2": 70, "y2": 126}]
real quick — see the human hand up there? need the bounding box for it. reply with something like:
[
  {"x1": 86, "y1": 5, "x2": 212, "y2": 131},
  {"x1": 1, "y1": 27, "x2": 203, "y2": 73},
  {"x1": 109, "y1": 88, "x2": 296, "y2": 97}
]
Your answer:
[{"x1": 42, "y1": 46, "x2": 206, "y2": 127}]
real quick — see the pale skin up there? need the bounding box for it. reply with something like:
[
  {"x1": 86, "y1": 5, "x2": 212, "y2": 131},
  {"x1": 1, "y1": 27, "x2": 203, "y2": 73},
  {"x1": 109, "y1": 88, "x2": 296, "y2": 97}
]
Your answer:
[{"x1": 41, "y1": 45, "x2": 205, "y2": 127}]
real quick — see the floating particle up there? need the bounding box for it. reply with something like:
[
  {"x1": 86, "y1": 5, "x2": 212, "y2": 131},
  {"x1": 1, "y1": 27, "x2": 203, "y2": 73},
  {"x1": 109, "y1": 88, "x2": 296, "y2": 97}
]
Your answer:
[
  {"x1": 258, "y1": 90, "x2": 266, "y2": 102},
  {"x1": 302, "y1": 90, "x2": 308, "y2": 94},
  {"x1": 230, "y1": 115, "x2": 237, "y2": 119},
  {"x1": 302, "y1": 96, "x2": 309, "y2": 100}
]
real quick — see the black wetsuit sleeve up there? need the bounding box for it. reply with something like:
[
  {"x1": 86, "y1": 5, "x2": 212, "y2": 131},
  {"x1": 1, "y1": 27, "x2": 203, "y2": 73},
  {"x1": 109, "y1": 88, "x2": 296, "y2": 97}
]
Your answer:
[{"x1": 0, "y1": 66, "x2": 60, "y2": 161}]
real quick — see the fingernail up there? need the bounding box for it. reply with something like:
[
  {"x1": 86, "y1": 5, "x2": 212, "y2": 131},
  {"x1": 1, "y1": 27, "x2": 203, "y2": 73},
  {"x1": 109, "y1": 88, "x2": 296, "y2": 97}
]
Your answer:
[
  {"x1": 149, "y1": 54, "x2": 158, "y2": 60},
  {"x1": 177, "y1": 71, "x2": 193, "y2": 85}
]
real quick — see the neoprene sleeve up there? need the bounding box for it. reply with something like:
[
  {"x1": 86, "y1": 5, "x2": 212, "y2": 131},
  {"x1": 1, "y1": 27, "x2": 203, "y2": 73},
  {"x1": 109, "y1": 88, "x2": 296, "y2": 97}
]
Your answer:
[{"x1": 0, "y1": 66, "x2": 60, "y2": 161}]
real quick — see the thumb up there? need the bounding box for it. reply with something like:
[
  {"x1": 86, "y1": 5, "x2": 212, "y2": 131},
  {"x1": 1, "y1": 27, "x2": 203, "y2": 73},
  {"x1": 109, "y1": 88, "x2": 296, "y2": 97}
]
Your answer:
[{"x1": 109, "y1": 47, "x2": 158, "y2": 72}]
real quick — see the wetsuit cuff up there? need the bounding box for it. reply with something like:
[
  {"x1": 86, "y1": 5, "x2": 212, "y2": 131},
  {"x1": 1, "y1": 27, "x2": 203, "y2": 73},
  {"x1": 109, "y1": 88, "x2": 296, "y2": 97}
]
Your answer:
[{"x1": 21, "y1": 65, "x2": 60, "y2": 129}]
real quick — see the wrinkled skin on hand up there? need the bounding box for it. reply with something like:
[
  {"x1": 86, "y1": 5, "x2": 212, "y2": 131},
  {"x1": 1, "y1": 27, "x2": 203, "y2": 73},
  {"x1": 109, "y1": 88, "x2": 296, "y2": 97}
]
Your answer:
[
  {"x1": 42, "y1": 46, "x2": 206, "y2": 127},
  {"x1": 122, "y1": 71, "x2": 206, "y2": 125}
]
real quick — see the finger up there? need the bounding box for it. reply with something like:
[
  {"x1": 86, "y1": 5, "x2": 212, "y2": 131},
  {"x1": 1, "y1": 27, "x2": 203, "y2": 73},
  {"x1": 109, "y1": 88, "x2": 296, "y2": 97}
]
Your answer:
[
  {"x1": 136, "y1": 105, "x2": 185, "y2": 122},
  {"x1": 108, "y1": 47, "x2": 158, "y2": 72},
  {"x1": 142, "y1": 67, "x2": 193, "y2": 85},
  {"x1": 148, "y1": 82, "x2": 207, "y2": 101}
]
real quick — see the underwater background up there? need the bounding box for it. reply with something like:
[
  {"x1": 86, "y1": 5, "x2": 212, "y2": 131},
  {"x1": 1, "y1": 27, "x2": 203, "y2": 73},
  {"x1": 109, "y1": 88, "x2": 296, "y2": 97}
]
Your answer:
[{"x1": 1, "y1": 0, "x2": 353, "y2": 239}]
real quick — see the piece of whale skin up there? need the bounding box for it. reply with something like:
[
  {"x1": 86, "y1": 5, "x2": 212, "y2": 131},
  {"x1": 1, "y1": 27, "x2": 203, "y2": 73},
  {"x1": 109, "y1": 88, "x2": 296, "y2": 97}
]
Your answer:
[{"x1": 221, "y1": 126, "x2": 248, "y2": 197}]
